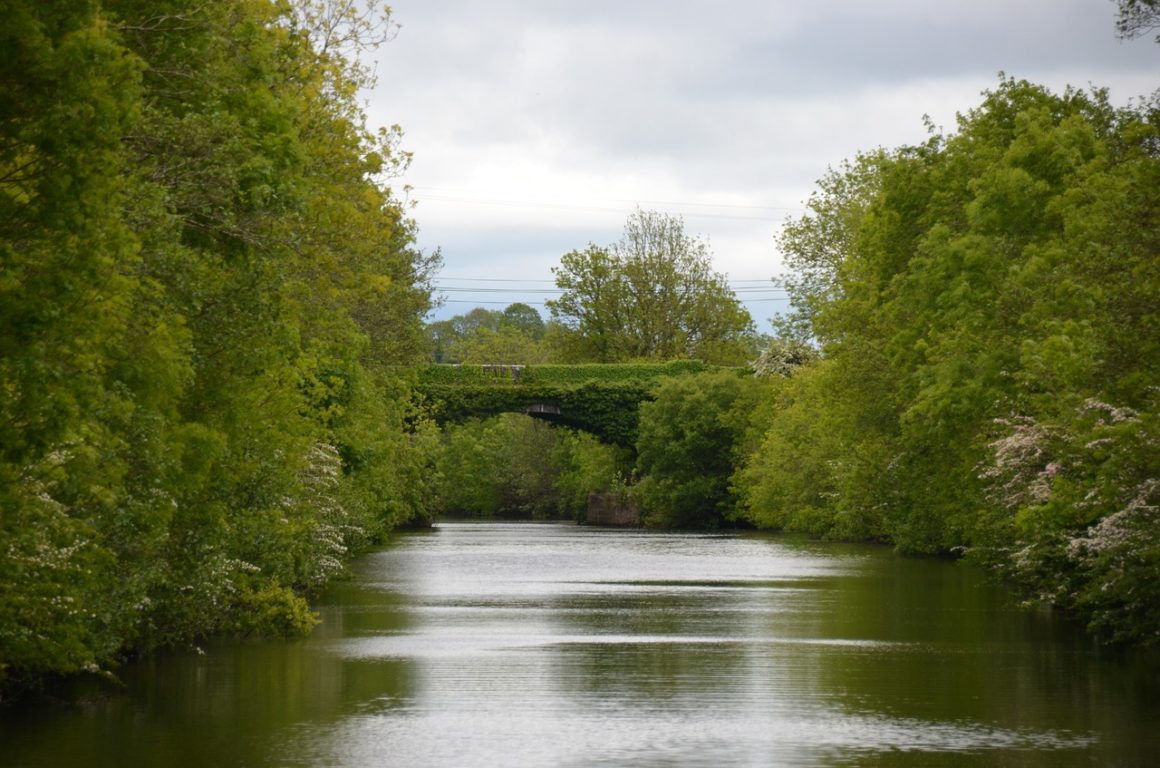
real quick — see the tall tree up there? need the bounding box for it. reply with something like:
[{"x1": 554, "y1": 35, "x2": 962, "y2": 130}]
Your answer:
[
  {"x1": 739, "y1": 77, "x2": 1160, "y2": 644},
  {"x1": 1, "y1": 0, "x2": 441, "y2": 693},
  {"x1": 0, "y1": 0, "x2": 156, "y2": 685},
  {"x1": 547, "y1": 209, "x2": 755, "y2": 363}
]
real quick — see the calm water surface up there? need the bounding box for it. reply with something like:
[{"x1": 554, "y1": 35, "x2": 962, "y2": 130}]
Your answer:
[{"x1": 3, "y1": 522, "x2": 1158, "y2": 767}]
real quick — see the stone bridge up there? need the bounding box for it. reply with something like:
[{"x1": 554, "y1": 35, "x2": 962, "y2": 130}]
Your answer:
[{"x1": 412, "y1": 361, "x2": 715, "y2": 446}]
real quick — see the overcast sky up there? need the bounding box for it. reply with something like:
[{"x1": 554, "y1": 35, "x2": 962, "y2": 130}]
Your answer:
[{"x1": 365, "y1": 0, "x2": 1158, "y2": 329}]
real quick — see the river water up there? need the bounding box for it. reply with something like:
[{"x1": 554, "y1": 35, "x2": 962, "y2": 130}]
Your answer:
[{"x1": 3, "y1": 521, "x2": 1157, "y2": 767}]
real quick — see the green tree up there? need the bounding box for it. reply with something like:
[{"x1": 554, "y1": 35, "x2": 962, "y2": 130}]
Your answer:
[
  {"x1": 500, "y1": 302, "x2": 547, "y2": 339},
  {"x1": 426, "y1": 304, "x2": 549, "y2": 363},
  {"x1": 744, "y1": 76, "x2": 1160, "y2": 643},
  {"x1": 433, "y1": 414, "x2": 622, "y2": 520},
  {"x1": 1, "y1": 0, "x2": 441, "y2": 693},
  {"x1": 452, "y1": 326, "x2": 552, "y2": 364},
  {"x1": 546, "y1": 244, "x2": 625, "y2": 361},
  {"x1": 548, "y1": 209, "x2": 756, "y2": 363},
  {"x1": 635, "y1": 371, "x2": 765, "y2": 528},
  {"x1": 736, "y1": 358, "x2": 891, "y2": 541},
  {"x1": 0, "y1": 0, "x2": 163, "y2": 687},
  {"x1": 552, "y1": 430, "x2": 633, "y2": 518}
]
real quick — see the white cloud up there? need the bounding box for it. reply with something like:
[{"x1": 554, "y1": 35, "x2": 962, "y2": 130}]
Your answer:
[{"x1": 367, "y1": 0, "x2": 1159, "y2": 329}]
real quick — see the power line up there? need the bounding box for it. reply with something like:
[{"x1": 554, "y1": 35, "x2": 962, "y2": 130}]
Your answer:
[
  {"x1": 440, "y1": 299, "x2": 552, "y2": 306},
  {"x1": 431, "y1": 274, "x2": 790, "y2": 314},
  {"x1": 438, "y1": 297, "x2": 790, "y2": 306},
  {"x1": 437, "y1": 287, "x2": 563, "y2": 294},
  {"x1": 434, "y1": 278, "x2": 783, "y2": 291},
  {"x1": 435, "y1": 277, "x2": 558, "y2": 283}
]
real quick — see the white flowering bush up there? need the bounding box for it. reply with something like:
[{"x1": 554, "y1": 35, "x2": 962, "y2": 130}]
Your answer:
[
  {"x1": 293, "y1": 442, "x2": 357, "y2": 588},
  {"x1": 750, "y1": 338, "x2": 820, "y2": 378},
  {"x1": 977, "y1": 398, "x2": 1160, "y2": 645}
]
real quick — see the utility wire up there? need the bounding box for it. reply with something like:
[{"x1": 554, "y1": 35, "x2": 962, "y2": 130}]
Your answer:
[{"x1": 439, "y1": 297, "x2": 790, "y2": 307}]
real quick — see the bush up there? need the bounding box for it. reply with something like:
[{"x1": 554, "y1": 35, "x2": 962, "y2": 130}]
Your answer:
[{"x1": 635, "y1": 371, "x2": 764, "y2": 528}]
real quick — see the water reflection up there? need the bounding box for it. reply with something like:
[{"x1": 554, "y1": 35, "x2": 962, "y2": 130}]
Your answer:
[
  {"x1": 286, "y1": 523, "x2": 1154, "y2": 767},
  {"x1": 3, "y1": 522, "x2": 1157, "y2": 767}
]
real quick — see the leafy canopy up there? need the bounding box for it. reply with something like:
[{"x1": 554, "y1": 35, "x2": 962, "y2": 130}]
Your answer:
[{"x1": 547, "y1": 209, "x2": 756, "y2": 364}]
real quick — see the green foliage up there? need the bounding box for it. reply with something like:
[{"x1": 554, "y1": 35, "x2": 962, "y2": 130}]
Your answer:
[
  {"x1": 736, "y1": 359, "x2": 891, "y2": 542},
  {"x1": 1114, "y1": 0, "x2": 1160, "y2": 40},
  {"x1": 518, "y1": 361, "x2": 713, "y2": 385},
  {"x1": 976, "y1": 398, "x2": 1160, "y2": 645},
  {"x1": 432, "y1": 414, "x2": 626, "y2": 520},
  {"x1": 635, "y1": 371, "x2": 766, "y2": 528},
  {"x1": 750, "y1": 338, "x2": 820, "y2": 378},
  {"x1": 220, "y1": 585, "x2": 320, "y2": 639},
  {"x1": 422, "y1": 362, "x2": 733, "y2": 525},
  {"x1": 501, "y1": 303, "x2": 547, "y2": 339},
  {"x1": 741, "y1": 77, "x2": 1160, "y2": 645},
  {"x1": 419, "y1": 381, "x2": 651, "y2": 447},
  {"x1": 416, "y1": 360, "x2": 711, "y2": 387},
  {"x1": 552, "y1": 431, "x2": 631, "y2": 516},
  {"x1": 547, "y1": 209, "x2": 757, "y2": 364},
  {"x1": 451, "y1": 326, "x2": 552, "y2": 365},
  {"x1": 1, "y1": 0, "x2": 439, "y2": 694},
  {"x1": 414, "y1": 361, "x2": 719, "y2": 446},
  {"x1": 426, "y1": 304, "x2": 547, "y2": 364},
  {"x1": 1, "y1": 0, "x2": 154, "y2": 686}
]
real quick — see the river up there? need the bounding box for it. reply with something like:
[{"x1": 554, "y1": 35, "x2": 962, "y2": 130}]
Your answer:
[{"x1": 3, "y1": 521, "x2": 1157, "y2": 767}]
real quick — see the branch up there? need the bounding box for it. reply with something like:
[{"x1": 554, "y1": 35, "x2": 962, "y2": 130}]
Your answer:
[{"x1": 1115, "y1": 0, "x2": 1160, "y2": 40}]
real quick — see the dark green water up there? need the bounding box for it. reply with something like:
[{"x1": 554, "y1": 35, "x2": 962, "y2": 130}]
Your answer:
[{"x1": 3, "y1": 522, "x2": 1157, "y2": 767}]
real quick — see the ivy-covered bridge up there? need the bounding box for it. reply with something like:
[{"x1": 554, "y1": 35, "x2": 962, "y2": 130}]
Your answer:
[{"x1": 413, "y1": 361, "x2": 719, "y2": 446}]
